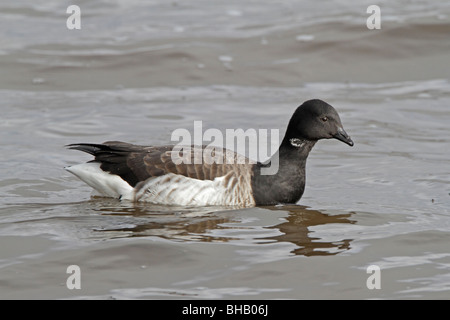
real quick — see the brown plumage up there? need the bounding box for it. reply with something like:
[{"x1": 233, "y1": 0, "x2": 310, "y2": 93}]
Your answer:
[{"x1": 67, "y1": 141, "x2": 255, "y2": 187}]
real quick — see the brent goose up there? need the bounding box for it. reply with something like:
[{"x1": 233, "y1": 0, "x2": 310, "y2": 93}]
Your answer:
[{"x1": 66, "y1": 99, "x2": 353, "y2": 206}]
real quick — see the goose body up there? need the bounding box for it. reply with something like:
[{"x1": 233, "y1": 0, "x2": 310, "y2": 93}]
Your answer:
[
  {"x1": 66, "y1": 99, "x2": 354, "y2": 207},
  {"x1": 66, "y1": 144, "x2": 255, "y2": 206}
]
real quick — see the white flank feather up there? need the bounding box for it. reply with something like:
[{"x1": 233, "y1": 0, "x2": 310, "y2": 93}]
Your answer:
[
  {"x1": 66, "y1": 163, "x2": 255, "y2": 206},
  {"x1": 134, "y1": 173, "x2": 254, "y2": 206},
  {"x1": 65, "y1": 162, "x2": 134, "y2": 200}
]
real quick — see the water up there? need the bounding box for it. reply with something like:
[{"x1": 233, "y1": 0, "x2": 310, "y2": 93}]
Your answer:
[{"x1": 1, "y1": 0, "x2": 450, "y2": 299}]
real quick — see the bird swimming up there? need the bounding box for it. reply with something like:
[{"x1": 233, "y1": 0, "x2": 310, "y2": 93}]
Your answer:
[{"x1": 65, "y1": 99, "x2": 353, "y2": 207}]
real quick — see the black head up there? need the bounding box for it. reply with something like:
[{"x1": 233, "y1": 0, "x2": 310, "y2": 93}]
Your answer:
[{"x1": 283, "y1": 99, "x2": 354, "y2": 146}]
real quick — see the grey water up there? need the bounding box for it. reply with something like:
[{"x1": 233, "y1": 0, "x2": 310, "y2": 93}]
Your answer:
[{"x1": 0, "y1": 0, "x2": 450, "y2": 299}]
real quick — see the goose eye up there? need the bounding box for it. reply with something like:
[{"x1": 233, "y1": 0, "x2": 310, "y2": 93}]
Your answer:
[{"x1": 321, "y1": 116, "x2": 328, "y2": 122}]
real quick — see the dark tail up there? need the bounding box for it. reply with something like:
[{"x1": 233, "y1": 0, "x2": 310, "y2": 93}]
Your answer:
[
  {"x1": 66, "y1": 143, "x2": 108, "y2": 156},
  {"x1": 66, "y1": 141, "x2": 137, "y2": 158},
  {"x1": 66, "y1": 142, "x2": 142, "y2": 186}
]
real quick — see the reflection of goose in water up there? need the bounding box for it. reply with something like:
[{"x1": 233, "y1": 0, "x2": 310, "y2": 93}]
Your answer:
[
  {"x1": 93, "y1": 202, "x2": 232, "y2": 242},
  {"x1": 94, "y1": 203, "x2": 355, "y2": 257},
  {"x1": 264, "y1": 205, "x2": 355, "y2": 256}
]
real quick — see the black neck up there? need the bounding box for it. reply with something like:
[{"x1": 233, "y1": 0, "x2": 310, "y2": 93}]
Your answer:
[{"x1": 251, "y1": 139, "x2": 316, "y2": 205}]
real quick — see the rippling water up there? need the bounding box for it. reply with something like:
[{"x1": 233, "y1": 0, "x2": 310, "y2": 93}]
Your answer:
[{"x1": 1, "y1": 0, "x2": 450, "y2": 299}]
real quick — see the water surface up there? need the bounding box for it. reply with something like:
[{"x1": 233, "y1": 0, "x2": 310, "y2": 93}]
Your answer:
[{"x1": 1, "y1": 0, "x2": 450, "y2": 299}]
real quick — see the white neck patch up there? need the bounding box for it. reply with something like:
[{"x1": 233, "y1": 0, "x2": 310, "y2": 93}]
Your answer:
[{"x1": 290, "y1": 138, "x2": 305, "y2": 148}]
